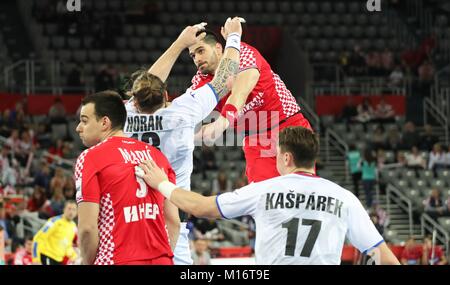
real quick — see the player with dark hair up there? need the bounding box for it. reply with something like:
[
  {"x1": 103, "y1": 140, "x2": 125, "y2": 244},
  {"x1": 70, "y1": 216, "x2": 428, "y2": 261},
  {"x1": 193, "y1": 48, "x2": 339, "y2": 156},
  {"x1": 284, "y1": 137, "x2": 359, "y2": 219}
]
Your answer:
[
  {"x1": 75, "y1": 91, "x2": 179, "y2": 265},
  {"x1": 188, "y1": 23, "x2": 313, "y2": 184},
  {"x1": 138, "y1": 127, "x2": 400, "y2": 265}
]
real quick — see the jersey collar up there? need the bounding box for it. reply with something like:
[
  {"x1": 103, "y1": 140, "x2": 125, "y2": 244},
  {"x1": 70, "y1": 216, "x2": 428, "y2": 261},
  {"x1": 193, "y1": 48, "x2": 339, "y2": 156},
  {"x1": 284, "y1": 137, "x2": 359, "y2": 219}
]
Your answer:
[{"x1": 293, "y1": 171, "x2": 320, "y2": 178}]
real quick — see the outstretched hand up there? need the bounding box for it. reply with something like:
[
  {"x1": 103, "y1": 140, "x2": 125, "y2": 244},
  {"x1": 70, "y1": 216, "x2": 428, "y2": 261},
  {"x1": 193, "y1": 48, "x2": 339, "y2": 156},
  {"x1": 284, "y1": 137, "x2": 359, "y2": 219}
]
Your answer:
[
  {"x1": 137, "y1": 160, "x2": 168, "y2": 190},
  {"x1": 175, "y1": 23, "x2": 207, "y2": 49}
]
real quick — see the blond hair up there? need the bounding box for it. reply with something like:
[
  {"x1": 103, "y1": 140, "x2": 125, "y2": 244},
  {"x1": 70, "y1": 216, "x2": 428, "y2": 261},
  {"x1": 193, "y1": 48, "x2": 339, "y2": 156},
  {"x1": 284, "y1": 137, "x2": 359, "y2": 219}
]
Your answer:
[{"x1": 128, "y1": 70, "x2": 167, "y2": 113}]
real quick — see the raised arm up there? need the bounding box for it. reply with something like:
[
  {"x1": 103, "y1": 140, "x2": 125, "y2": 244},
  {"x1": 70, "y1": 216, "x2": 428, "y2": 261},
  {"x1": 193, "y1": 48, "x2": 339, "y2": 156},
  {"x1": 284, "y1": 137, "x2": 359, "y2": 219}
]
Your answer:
[
  {"x1": 200, "y1": 68, "x2": 259, "y2": 142},
  {"x1": 148, "y1": 24, "x2": 207, "y2": 83},
  {"x1": 201, "y1": 18, "x2": 258, "y2": 142},
  {"x1": 208, "y1": 17, "x2": 243, "y2": 100}
]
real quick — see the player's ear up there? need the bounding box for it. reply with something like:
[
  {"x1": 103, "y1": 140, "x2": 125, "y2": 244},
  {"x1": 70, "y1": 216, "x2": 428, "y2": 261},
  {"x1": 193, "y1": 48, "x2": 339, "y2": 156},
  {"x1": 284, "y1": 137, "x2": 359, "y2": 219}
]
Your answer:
[
  {"x1": 282, "y1": 151, "x2": 289, "y2": 166},
  {"x1": 286, "y1": 152, "x2": 295, "y2": 166},
  {"x1": 101, "y1": 116, "x2": 111, "y2": 131},
  {"x1": 215, "y1": 42, "x2": 223, "y2": 55},
  {"x1": 163, "y1": 91, "x2": 169, "y2": 103}
]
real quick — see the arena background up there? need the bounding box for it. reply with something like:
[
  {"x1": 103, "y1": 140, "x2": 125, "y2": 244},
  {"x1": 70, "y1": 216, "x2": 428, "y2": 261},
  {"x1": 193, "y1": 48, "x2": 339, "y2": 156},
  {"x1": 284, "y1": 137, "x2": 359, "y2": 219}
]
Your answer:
[{"x1": 0, "y1": 0, "x2": 449, "y2": 265}]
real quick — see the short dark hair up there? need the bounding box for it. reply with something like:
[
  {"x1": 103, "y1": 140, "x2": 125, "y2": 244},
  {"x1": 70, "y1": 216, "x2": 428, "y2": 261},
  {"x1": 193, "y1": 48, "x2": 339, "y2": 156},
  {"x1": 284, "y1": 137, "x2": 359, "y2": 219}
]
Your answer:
[
  {"x1": 279, "y1": 127, "x2": 319, "y2": 168},
  {"x1": 81, "y1": 91, "x2": 126, "y2": 131},
  {"x1": 196, "y1": 29, "x2": 224, "y2": 48}
]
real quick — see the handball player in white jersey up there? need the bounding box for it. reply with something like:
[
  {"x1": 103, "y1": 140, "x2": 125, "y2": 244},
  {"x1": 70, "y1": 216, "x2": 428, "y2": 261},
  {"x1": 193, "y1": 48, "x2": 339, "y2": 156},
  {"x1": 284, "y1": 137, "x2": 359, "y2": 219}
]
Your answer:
[
  {"x1": 124, "y1": 18, "x2": 243, "y2": 265},
  {"x1": 138, "y1": 127, "x2": 400, "y2": 265}
]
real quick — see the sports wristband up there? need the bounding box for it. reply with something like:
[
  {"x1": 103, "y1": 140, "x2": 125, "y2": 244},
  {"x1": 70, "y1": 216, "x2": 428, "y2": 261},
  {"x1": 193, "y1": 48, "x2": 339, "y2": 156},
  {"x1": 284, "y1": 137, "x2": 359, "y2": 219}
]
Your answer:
[
  {"x1": 157, "y1": 181, "x2": 177, "y2": 199},
  {"x1": 220, "y1": 103, "x2": 238, "y2": 125},
  {"x1": 225, "y1": 32, "x2": 241, "y2": 52}
]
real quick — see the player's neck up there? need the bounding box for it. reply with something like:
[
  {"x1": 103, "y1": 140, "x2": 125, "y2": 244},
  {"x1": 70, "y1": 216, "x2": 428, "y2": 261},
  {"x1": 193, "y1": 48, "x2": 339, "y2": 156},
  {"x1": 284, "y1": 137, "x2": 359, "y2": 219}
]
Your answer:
[
  {"x1": 101, "y1": 129, "x2": 126, "y2": 142},
  {"x1": 289, "y1": 167, "x2": 315, "y2": 176}
]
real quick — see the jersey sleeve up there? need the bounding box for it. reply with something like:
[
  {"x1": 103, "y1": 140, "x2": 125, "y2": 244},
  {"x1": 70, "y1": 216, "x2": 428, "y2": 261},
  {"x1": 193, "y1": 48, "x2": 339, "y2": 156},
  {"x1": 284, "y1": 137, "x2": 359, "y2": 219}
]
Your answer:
[
  {"x1": 215, "y1": 184, "x2": 260, "y2": 219},
  {"x1": 239, "y1": 43, "x2": 262, "y2": 72},
  {"x1": 169, "y1": 84, "x2": 218, "y2": 125},
  {"x1": 189, "y1": 72, "x2": 206, "y2": 90},
  {"x1": 167, "y1": 166, "x2": 176, "y2": 185},
  {"x1": 346, "y1": 194, "x2": 384, "y2": 253},
  {"x1": 74, "y1": 150, "x2": 101, "y2": 204}
]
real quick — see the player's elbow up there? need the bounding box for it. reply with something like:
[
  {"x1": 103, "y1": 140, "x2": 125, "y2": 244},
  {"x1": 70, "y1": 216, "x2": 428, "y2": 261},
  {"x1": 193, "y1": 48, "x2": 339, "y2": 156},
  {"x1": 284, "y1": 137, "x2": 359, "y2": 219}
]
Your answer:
[
  {"x1": 78, "y1": 224, "x2": 97, "y2": 239},
  {"x1": 166, "y1": 215, "x2": 181, "y2": 233}
]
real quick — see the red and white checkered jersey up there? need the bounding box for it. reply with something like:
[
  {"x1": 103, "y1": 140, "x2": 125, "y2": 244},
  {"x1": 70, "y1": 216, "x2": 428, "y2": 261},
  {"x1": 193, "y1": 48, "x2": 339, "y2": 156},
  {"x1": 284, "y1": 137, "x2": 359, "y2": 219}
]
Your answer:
[
  {"x1": 190, "y1": 42, "x2": 302, "y2": 132},
  {"x1": 74, "y1": 136, "x2": 175, "y2": 265}
]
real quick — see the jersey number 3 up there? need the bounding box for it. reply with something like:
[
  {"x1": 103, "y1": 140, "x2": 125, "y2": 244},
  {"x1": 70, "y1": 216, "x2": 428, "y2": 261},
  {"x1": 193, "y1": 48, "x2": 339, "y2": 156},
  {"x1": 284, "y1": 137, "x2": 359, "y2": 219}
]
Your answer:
[{"x1": 282, "y1": 218, "x2": 322, "y2": 257}]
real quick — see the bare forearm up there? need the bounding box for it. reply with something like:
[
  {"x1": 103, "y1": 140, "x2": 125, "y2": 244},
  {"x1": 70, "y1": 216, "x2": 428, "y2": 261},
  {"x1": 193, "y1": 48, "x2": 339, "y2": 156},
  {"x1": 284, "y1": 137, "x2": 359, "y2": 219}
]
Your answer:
[
  {"x1": 226, "y1": 68, "x2": 260, "y2": 111},
  {"x1": 210, "y1": 48, "x2": 240, "y2": 99},
  {"x1": 170, "y1": 189, "x2": 220, "y2": 219},
  {"x1": 164, "y1": 200, "x2": 181, "y2": 251},
  {"x1": 366, "y1": 243, "x2": 400, "y2": 265},
  {"x1": 167, "y1": 221, "x2": 180, "y2": 250},
  {"x1": 379, "y1": 243, "x2": 401, "y2": 265},
  {"x1": 79, "y1": 229, "x2": 99, "y2": 265},
  {"x1": 147, "y1": 42, "x2": 184, "y2": 83}
]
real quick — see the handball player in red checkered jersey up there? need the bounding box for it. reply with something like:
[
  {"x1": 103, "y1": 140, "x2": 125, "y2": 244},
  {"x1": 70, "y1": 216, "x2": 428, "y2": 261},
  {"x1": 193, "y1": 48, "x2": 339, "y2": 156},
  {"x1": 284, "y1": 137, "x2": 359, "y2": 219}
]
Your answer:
[
  {"x1": 190, "y1": 18, "x2": 313, "y2": 183},
  {"x1": 74, "y1": 92, "x2": 179, "y2": 265}
]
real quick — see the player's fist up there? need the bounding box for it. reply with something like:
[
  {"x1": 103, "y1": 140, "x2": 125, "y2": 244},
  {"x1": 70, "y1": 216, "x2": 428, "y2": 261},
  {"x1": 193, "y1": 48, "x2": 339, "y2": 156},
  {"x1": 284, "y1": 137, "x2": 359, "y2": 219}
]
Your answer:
[
  {"x1": 221, "y1": 17, "x2": 244, "y2": 39},
  {"x1": 175, "y1": 23, "x2": 207, "y2": 49}
]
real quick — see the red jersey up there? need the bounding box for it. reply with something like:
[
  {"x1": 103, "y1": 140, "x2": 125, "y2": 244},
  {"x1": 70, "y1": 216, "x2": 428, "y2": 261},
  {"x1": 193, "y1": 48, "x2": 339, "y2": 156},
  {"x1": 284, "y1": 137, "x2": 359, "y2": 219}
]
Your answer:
[
  {"x1": 190, "y1": 42, "x2": 303, "y2": 133},
  {"x1": 74, "y1": 136, "x2": 175, "y2": 265},
  {"x1": 401, "y1": 246, "x2": 422, "y2": 265}
]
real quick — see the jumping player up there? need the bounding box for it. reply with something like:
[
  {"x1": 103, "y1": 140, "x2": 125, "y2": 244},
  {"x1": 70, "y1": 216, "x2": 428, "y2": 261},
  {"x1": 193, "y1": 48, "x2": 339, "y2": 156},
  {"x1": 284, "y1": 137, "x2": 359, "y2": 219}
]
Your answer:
[
  {"x1": 124, "y1": 18, "x2": 243, "y2": 264},
  {"x1": 189, "y1": 24, "x2": 312, "y2": 183}
]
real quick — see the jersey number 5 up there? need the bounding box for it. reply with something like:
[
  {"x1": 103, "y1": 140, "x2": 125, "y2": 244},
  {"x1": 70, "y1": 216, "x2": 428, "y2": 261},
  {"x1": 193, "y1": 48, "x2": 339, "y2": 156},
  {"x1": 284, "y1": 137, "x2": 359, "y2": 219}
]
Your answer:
[
  {"x1": 282, "y1": 218, "x2": 322, "y2": 257},
  {"x1": 135, "y1": 176, "x2": 147, "y2": 198}
]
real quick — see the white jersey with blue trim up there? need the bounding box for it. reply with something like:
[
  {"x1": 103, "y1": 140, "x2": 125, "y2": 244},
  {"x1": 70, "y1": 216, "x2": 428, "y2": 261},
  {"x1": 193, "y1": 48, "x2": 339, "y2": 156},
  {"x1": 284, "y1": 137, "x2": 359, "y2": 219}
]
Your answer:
[
  {"x1": 124, "y1": 84, "x2": 218, "y2": 190},
  {"x1": 216, "y1": 172, "x2": 384, "y2": 265}
]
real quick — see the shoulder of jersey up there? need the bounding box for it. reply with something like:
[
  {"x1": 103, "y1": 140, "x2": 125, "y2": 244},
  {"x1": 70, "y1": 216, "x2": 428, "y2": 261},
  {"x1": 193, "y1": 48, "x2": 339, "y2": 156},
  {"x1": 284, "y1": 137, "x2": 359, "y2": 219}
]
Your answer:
[
  {"x1": 250, "y1": 174, "x2": 289, "y2": 187},
  {"x1": 285, "y1": 173, "x2": 349, "y2": 191},
  {"x1": 240, "y1": 42, "x2": 259, "y2": 53},
  {"x1": 78, "y1": 137, "x2": 116, "y2": 159},
  {"x1": 124, "y1": 98, "x2": 137, "y2": 112}
]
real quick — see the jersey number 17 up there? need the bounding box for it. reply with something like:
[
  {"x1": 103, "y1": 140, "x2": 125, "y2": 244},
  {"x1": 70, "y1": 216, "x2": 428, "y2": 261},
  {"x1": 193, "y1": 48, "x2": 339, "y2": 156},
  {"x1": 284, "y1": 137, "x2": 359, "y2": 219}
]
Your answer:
[{"x1": 282, "y1": 218, "x2": 322, "y2": 258}]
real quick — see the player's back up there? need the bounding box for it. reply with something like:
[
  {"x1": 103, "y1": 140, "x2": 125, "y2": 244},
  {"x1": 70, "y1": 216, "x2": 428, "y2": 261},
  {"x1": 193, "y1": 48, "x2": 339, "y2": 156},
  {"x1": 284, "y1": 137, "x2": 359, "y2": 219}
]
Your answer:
[
  {"x1": 124, "y1": 100, "x2": 195, "y2": 189},
  {"x1": 246, "y1": 173, "x2": 382, "y2": 264},
  {"x1": 124, "y1": 90, "x2": 213, "y2": 189},
  {"x1": 75, "y1": 136, "x2": 173, "y2": 265}
]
